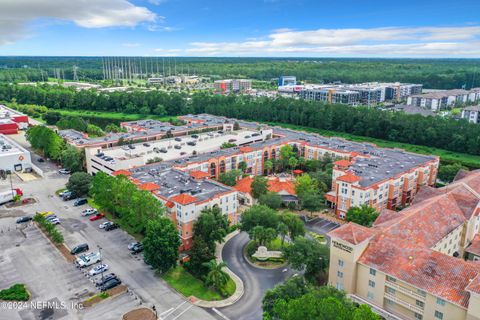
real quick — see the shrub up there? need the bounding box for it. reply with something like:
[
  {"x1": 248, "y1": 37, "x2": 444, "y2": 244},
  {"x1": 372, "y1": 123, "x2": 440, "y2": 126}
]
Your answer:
[{"x1": 0, "y1": 284, "x2": 29, "y2": 301}]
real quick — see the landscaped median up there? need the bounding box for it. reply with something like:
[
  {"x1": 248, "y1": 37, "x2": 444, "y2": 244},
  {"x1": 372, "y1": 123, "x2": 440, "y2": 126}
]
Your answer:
[
  {"x1": 0, "y1": 284, "x2": 30, "y2": 301},
  {"x1": 33, "y1": 213, "x2": 75, "y2": 263},
  {"x1": 81, "y1": 285, "x2": 128, "y2": 308}
]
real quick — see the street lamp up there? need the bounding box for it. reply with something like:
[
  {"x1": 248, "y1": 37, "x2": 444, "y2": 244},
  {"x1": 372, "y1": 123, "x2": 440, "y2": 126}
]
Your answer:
[
  {"x1": 152, "y1": 305, "x2": 157, "y2": 319},
  {"x1": 97, "y1": 245, "x2": 105, "y2": 291}
]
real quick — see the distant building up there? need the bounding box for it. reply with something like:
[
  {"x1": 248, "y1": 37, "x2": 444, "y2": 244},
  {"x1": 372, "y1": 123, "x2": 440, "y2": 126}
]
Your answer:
[
  {"x1": 0, "y1": 105, "x2": 30, "y2": 134},
  {"x1": 0, "y1": 134, "x2": 32, "y2": 172},
  {"x1": 391, "y1": 105, "x2": 436, "y2": 117},
  {"x1": 233, "y1": 175, "x2": 298, "y2": 206},
  {"x1": 214, "y1": 79, "x2": 252, "y2": 94},
  {"x1": 461, "y1": 105, "x2": 480, "y2": 124},
  {"x1": 278, "y1": 76, "x2": 296, "y2": 87},
  {"x1": 407, "y1": 89, "x2": 480, "y2": 111},
  {"x1": 300, "y1": 87, "x2": 361, "y2": 105}
]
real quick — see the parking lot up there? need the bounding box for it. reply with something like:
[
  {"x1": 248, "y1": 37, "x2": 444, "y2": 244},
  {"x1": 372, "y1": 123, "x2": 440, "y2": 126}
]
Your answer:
[
  {"x1": 304, "y1": 216, "x2": 340, "y2": 236},
  {"x1": 0, "y1": 148, "x2": 217, "y2": 319}
]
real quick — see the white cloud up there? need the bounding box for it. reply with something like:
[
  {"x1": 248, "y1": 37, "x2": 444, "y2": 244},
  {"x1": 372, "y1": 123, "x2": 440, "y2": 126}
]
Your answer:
[
  {"x1": 0, "y1": 0, "x2": 157, "y2": 45},
  {"x1": 186, "y1": 26, "x2": 480, "y2": 57},
  {"x1": 148, "y1": 0, "x2": 167, "y2": 5}
]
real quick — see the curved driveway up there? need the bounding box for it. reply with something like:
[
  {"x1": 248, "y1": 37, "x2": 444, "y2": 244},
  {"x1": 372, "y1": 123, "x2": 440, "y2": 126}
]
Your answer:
[{"x1": 218, "y1": 232, "x2": 294, "y2": 320}]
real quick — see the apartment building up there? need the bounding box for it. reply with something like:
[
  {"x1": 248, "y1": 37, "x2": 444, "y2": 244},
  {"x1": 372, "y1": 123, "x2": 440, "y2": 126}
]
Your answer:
[
  {"x1": 214, "y1": 79, "x2": 252, "y2": 94},
  {"x1": 327, "y1": 170, "x2": 480, "y2": 320},
  {"x1": 407, "y1": 89, "x2": 480, "y2": 111},
  {"x1": 300, "y1": 87, "x2": 361, "y2": 105},
  {"x1": 461, "y1": 106, "x2": 480, "y2": 124},
  {"x1": 116, "y1": 167, "x2": 238, "y2": 250}
]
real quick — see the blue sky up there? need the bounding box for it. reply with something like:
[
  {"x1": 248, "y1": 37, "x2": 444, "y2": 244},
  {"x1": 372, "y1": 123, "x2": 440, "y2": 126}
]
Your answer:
[{"x1": 0, "y1": 0, "x2": 480, "y2": 57}]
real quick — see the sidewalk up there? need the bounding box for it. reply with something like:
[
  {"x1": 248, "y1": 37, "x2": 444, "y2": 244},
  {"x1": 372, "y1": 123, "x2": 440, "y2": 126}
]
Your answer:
[{"x1": 193, "y1": 230, "x2": 245, "y2": 308}]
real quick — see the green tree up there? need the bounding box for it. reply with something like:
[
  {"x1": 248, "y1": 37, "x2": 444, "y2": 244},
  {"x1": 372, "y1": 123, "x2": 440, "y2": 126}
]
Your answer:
[
  {"x1": 299, "y1": 190, "x2": 324, "y2": 215},
  {"x1": 251, "y1": 226, "x2": 278, "y2": 246},
  {"x1": 280, "y1": 212, "x2": 305, "y2": 240},
  {"x1": 251, "y1": 175, "x2": 269, "y2": 199},
  {"x1": 202, "y1": 260, "x2": 230, "y2": 294},
  {"x1": 259, "y1": 192, "x2": 283, "y2": 209},
  {"x1": 240, "y1": 205, "x2": 279, "y2": 233},
  {"x1": 60, "y1": 145, "x2": 83, "y2": 172},
  {"x1": 186, "y1": 236, "x2": 215, "y2": 277},
  {"x1": 282, "y1": 237, "x2": 329, "y2": 281},
  {"x1": 238, "y1": 161, "x2": 248, "y2": 173},
  {"x1": 193, "y1": 207, "x2": 229, "y2": 247},
  {"x1": 346, "y1": 205, "x2": 379, "y2": 227},
  {"x1": 438, "y1": 163, "x2": 466, "y2": 183},
  {"x1": 294, "y1": 174, "x2": 318, "y2": 197},
  {"x1": 143, "y1": 217, "x2": 181, "y2": 273},
  {"x1": 218, "y1": 169, "x2": 241, "y2": 186},
  {"x1": 262, "y1": 276, "x2": 310, "y2": 319},
  {"x1": 86, "y1": 124, "x2": 105, "y2": 137},
  {"x1": 66, "y1": 172, "x2": 92, "y2": 197},
  {"x1": 264, "y1": 160, "x2": 273, "y2": 174},
  {"x1": 105, "y1": 123, "x2": 126, "y2": 133},
  {"x1": 277, "y1": 222, "x2": 289, "y2": 247}
]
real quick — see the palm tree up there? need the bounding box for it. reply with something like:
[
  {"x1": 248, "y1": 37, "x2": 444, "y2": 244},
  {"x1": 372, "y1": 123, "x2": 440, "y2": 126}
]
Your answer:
[
  {"x1": 264, "y1": 160, "x2": 273, "y2": 175},
  {"x1": 277, "y1": 222, "x2": 288, "y2": 247},
  {"x1": 202, "y1": 260, "x2": 230, "y2": 293}
]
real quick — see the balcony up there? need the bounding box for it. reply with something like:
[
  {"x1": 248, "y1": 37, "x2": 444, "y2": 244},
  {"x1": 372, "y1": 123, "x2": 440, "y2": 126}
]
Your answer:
[
  {"x1": 385, "y1": 280, "x2": 426, "y2": 301},
  {"x1": 384, "y1": 292, "x2": 424, "y2": 315}
]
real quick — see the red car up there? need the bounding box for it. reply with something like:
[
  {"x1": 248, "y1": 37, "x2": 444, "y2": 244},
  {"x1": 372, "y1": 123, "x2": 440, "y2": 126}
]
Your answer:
[{"x1": 89, "y1": 213, "x2": 105, "y2": 221}]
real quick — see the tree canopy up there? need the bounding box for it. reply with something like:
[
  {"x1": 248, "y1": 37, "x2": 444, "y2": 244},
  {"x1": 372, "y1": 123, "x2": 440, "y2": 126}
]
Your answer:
[
  {"x1": 66, "y1": 172, "x2": 91, "y2": 197},
  {"x1": 345, "y1": 205, "x2": 380, "y2": 227}
]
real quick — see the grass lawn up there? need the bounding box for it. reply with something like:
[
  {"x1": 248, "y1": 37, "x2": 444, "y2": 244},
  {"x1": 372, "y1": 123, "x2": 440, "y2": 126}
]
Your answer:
[
  {"x1": 55, "y1": 188, "x2": 66, "y2": 196},
  {"x1": 0, "y1": 284, "x2": 30, "y2": 301},
  {"x1": 162, "y1": 266, "x2": 235, "y2": 301},
  {"x1": 50, "y1": 109, "x2": 176, "y2": 122},
  {"x1": 265, "y1": 121, "x2": 480, "y2": 169},
  {"x1": 87, "y1": 197, "x2": 144, "y2": 241}
]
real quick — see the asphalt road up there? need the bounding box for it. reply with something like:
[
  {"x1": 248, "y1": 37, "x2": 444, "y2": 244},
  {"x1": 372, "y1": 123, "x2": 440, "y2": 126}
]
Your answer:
[
  {"x1": 219, "y1": 232, "x2": 294, "y2": 320},
  {"x1": 304, "y1": 217, "x2": 340, "y2": 236}
]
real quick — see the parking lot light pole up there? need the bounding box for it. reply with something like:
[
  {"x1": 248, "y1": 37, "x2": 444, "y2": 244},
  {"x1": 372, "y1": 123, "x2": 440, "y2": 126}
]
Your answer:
[{"x1": 98, "y1": 245, "x2": 104, "y2": 291}]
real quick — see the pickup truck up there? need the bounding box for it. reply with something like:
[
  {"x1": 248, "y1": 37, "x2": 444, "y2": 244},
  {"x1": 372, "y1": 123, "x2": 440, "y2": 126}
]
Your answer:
[{"x1": 75, "y1": 252, "x2": 101, "y2": 268}]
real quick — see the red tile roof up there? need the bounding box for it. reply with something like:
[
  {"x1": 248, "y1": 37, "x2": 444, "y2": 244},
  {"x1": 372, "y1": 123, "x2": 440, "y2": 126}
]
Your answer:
[
  {"x1": 334, "y1": 159, "x2": 352, "y2": 167},
  {"x1": 233, "y1": 176, "x2": 253, "y2": 194},
  {"x1": 239, "y1": 146, "x2": 254, "y2": 153},
  {"x1": 165, "y1": 201, "x2": 175, "y2": 208},
  {"x1": 293, "y1": 169, "x2": 304, "y2": 175},
  {"x1": 466, "y1": 234, "x2": 480, "y2": 256},
  {"x1": 337, "y1": 172, "x2": 361, "y2": 183},
  {"x1": 466, "y1": 275, "x2": 480, "y2": 295},
  {"x1": 189, "y1": 170, "x2": 210, "y2": 179},
  {"x1": 139, "y1": 182, "x2": 160, "y2": 191},
  {"x1": 170, "y1": 193, "x2": 198, "y2": 205},
  {"x1": 112, "y1": 169, "x2": 132, "y2": 176},
  {"x1": 234, "y1": 176, "x2": 296, "y2": 196},
  {"x1": 328, "y1": 223, "x2": 377, "y2": 245}
]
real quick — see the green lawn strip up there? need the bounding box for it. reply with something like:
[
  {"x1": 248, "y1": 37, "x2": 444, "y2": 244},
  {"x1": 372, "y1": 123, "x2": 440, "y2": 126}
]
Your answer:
[
  {"x1": 265, "y1": 121, "x2": 480, "y2": 169},
  {"x1": 87, "y1": 197, "x2": 144, "y2": 241},
  {"x1": 162, "y1": 266, "x2": 235, "y2": 301},
  {"x1": 55, "y1": 188, "x2": 66, "y2": 196},
  {"x1": 50, "y1": 109, "x2": 175, "y2": 122},
  {"x1": 0, "y1": 284, "x2": 30, "y2": 301}
]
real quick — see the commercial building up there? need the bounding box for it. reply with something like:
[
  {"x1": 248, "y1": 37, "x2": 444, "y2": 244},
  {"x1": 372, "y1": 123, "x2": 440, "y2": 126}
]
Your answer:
[
  {"x1": 407, "y1": 89, "x2": 480, "y2": 112},
  {"x1": 461, "y1": 106, "x2": 480, "y2": 124},
  {"x1": 214, "y1": 79, "x2": 252, "y2": 94},
  {"x1": 0, "y1": 105, "x2": 30, "y2": 134},
  {"x1": 327, "y1": 170, "x2": 480, "y2": 320},
  {"x1": 0, "y1": 134, "x2": 32, "y2": 172},
  {"x1": 278, "y1": 76, "x2": 296, "y2": 87}
]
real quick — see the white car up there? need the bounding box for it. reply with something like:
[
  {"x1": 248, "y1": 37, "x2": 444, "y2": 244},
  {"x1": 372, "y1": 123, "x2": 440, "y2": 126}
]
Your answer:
[
  {"x1": 48, "y1": 218, "x2": 60, "y2": 225},
  {"x1": 58, "y1": 169, "x2": 71, "y2": 175},
  {"x1": 88, "y1": 264, "x2": 109, "y2": 276},
  {"x1": 75, "y1": 252, "x2": 101, "y2": 268},
  {"x1": 81, "y1": 208, "x2": 98, "y2": 216},
  {"x1": 99, "y1": 221, "x2": 113, "y2": 229},
  {"x1": 58, "y1": 190, "x2": 70, "y2": 197}
]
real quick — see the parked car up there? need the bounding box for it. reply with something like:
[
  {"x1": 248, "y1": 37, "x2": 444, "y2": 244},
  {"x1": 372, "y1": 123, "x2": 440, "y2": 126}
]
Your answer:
[
  {"x1": 37, "y1": 157, "x2": 45, "y2": 163},
  {"x1": 186, "y1": 141, "x2": 196, "y2": 146},
  {"x1": 16, "y1": 216, "x2": 32, "y2": 224},
  {"x1": 143, "y1": 143, "x2": 150, "y2": 147},
  {"x1": 58, "y1": 169, "x2": 71, "y2": 175},
  {"x1": 62, "y1": 192, "x2": 77, "y2": 201},
  {"x1": 104, "y1": 223, "x2": 119, "y2": 231},
  {"x1": 70, "y1": 243, "x2": 89, "y2": 255},
  {"x1": 128, "y1": 242, "x2": 141, "y2": 250},
  {"x1": 100, "y1": 278, "x2": 121, "y2": 291},
  {"x1": 160, "y1": 148, "x2": 168, "y2": 153},
  {"x1": 95, "y1": 273, "x2": 118, "y2": 286},
  {"x1": 174, "y1": 145, "x2": 181, "y2": 149},
  {"x1": 89, "y1": 213, "x2": 105, "y2": 221},
  {"x1": 39, "y1": 211, "x2": 55, "y2": 217},
  {"x1": 191, "y1": 134, "x2": 199, "y2": 139},
  {"x1": 174, "y1": 137, "x2": 182, "y2": 141},
  {"x1": 81, "y1": 208, "x2": 98, "y2": 216},
  {"x1": 180, "y1": 152, "x2": 187, "y2": 156},
  {"x1": 45, "y1": 215, "x2": 58, "y2": 221},
  {"x1": 58, "y1": 190, "x2": 70, "y2": 197},
  {"x1": 74, "y1": 198, "x2": 88, "y2": 206},
  {"x1": 131, "y1": 243, "x2": 143, "y2": 254},
  {"x1": 89, "y1": 264, "x2": 109, "y2": 276},
  {"x1": 47, "y1": 218, "x2": 60, "y2": 225},
  {"x1": 228, "y1": 138, "x2": 237, "y2": 143},
  {"x1": 75, "y1": 252, "x2": 101, "y2": 268},
  {"x1": 99, "y1": 221, "x2": 112, "y2": 229}
]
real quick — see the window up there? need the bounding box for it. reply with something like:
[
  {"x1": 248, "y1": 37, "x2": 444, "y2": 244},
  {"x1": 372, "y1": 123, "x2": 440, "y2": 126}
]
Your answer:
[
  {"x1": 417, "y1": 289, "x2": 426, "y2": 297},
  {"x1": 337, "y1": 271, "x2": 343, "y2": 278},
  {"x1": 336, "y1": 282, "x2": 344, "y2": 290},
  {"x1": 370, "y1": 268, "x2": 376, "y2": 276},
  {"x1": 436, "y1": 298, "x2": 445, "y2": 306},
  {"x1": 367, "y1": 291, "x2": 374, "y2": 300},
  {"x1": 386, "y1": 276, "x2": 396, "y2": 282},
  {"x1": 434, "y1": 311, "x2": 443, "y2": 320},
  {"x1": 368, "y1": 280, "x2": 375, "y2": 288},
  {"x1": 385, "y1": 298, "x2": 394, "y2": 306},
  {"x1": 386, "y1": 287, "x2": 395, "y2": 295},
  {"x1": 338, "y1": 259, "x2": 344, "y2": 267},
  {"x1": 414, "y1": 313, "x2": 423, "y2": 320},
  {"x1": 416, "y1": 300, "x2": 424, "y2": 308}
]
